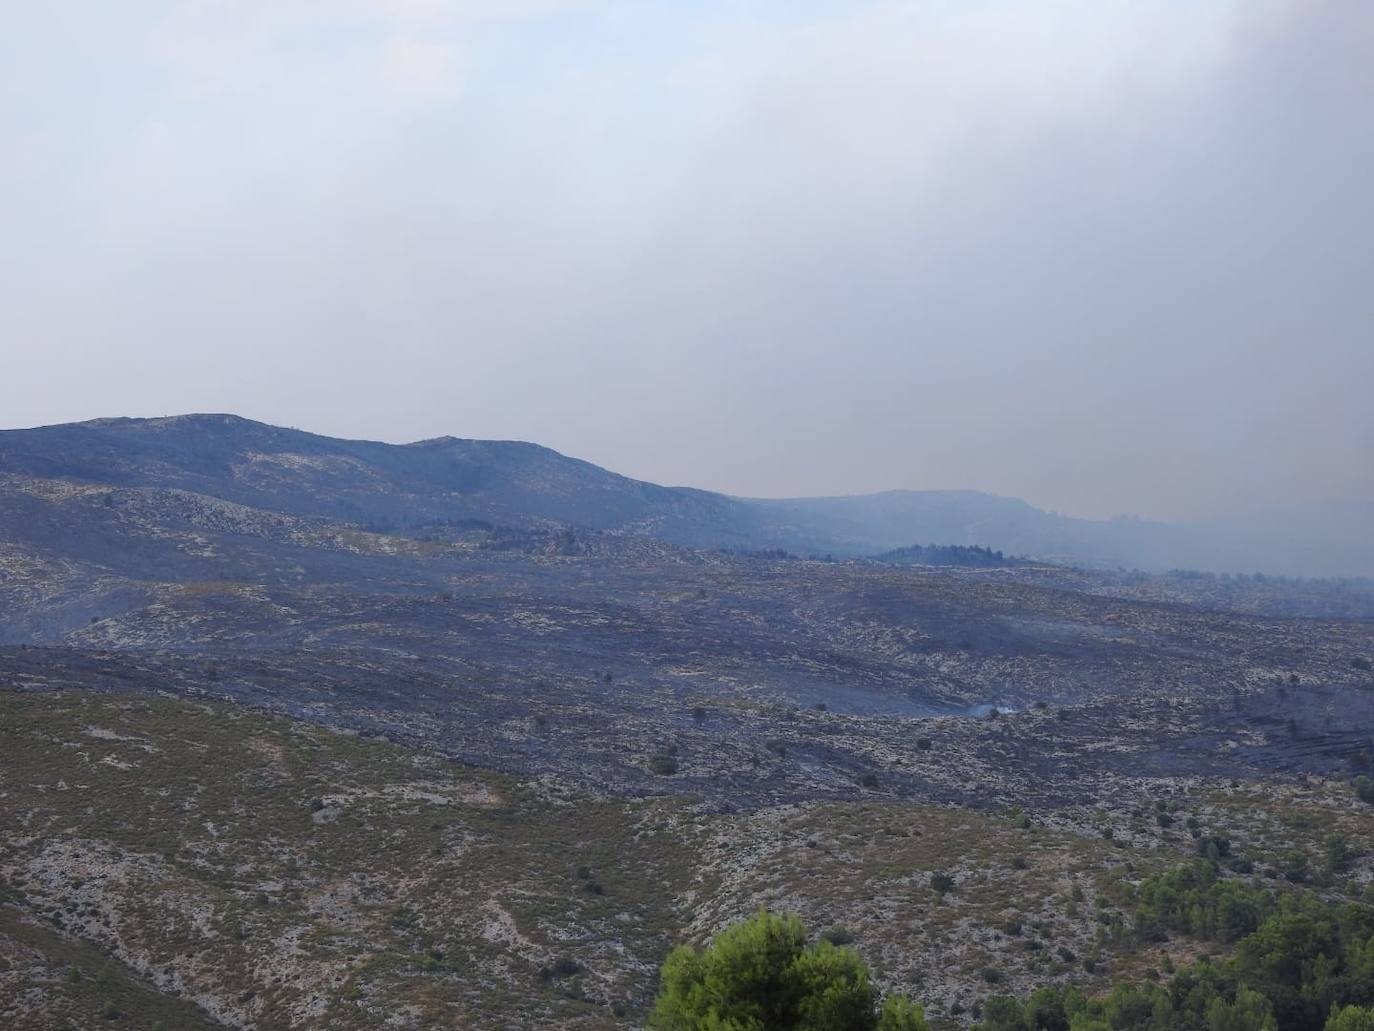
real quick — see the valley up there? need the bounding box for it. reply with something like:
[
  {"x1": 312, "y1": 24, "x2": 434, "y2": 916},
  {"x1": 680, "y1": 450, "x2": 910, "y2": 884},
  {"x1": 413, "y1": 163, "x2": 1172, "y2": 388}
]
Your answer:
[{"x1": 1, "y1": 416, "x2": 1373, "y2": 1028}]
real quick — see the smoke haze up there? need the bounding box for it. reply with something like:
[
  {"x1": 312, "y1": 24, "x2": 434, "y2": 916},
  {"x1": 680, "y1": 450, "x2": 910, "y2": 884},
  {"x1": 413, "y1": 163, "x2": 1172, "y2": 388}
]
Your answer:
[{"x1": 2, "y1": 0, "x2": 1370, "y2": 521}]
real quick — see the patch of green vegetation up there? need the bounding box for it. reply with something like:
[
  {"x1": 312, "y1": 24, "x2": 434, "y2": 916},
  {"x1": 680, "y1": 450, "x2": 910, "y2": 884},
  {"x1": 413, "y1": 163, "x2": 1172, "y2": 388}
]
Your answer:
[
  {"x1": 978, "y1": 870, "x2": 1374, "y2": 1031},
  {"x1": 649, "y1": 753, "x2": 680, "y2": 776},
  {"x1": 649, "y1": 911, "x2": 926, "y2": 1030}
]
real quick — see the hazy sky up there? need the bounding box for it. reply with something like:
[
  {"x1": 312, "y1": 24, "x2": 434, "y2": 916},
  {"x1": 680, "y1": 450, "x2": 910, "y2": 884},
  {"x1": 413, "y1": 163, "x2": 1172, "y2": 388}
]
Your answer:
[{"x1": 2, "y1": 1, "x2": 1371, "y2": 520}]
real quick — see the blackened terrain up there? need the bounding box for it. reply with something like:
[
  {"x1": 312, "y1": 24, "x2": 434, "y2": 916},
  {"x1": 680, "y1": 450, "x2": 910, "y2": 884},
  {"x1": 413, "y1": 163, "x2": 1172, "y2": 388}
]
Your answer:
[
  {"x1": 1, "y1": 415, "x2": 1371, "y2": 811},
  {"x1": 4, "y1": 414, "x2": 1374, "y2": 1030}
]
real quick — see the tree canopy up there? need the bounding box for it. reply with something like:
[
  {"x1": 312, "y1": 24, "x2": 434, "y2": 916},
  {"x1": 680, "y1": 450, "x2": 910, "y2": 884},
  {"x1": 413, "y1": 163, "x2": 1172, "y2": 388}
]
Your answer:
[{"x1": 648, "y1": 910, "x2": 927, "y2": 1031}]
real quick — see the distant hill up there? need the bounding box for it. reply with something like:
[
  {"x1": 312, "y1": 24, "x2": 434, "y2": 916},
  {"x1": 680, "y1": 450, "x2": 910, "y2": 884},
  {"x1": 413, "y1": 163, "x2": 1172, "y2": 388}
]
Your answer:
[
  {"x1": 745, "y1": 491, "x2": 1374, "y2": 577},
  {"x1": 1, "y1": 414, "x2": 1369, "y2": 576}
]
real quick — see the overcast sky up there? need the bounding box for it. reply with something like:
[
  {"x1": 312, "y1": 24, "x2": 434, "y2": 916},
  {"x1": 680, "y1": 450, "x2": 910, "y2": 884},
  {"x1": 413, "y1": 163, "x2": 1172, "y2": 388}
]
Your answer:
[{"x1": 2, "y1": 1, "x2": 1370, "y2": 520}]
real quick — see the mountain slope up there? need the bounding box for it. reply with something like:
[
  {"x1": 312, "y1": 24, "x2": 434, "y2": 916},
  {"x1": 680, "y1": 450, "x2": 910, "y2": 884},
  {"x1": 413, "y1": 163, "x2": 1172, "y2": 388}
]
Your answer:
[
  {"x1": 1, "y1": 414, "x2": 1368, "y2": 575},
  {"x1": 0, "y1": 415, "x2": 792, "y2": 559}
]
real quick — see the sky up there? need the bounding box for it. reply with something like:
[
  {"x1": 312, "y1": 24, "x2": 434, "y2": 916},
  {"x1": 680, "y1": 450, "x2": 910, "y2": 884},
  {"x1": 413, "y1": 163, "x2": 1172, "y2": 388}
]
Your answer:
[{"x1": 1, "y1": 0, "x2": 1371, "y2": 521}]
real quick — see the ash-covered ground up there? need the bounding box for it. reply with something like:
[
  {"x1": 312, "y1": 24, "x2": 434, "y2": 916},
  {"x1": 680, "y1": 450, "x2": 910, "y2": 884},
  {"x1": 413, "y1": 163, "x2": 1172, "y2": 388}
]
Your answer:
[{"x1": 3, "y1": 471, "x2": 1372, "y2": 811}]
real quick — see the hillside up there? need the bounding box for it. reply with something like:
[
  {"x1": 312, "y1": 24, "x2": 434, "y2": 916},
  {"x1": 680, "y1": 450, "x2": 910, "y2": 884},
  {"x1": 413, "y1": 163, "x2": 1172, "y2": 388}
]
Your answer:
[
  {"x1": 0, "y1": 415, "x2": 752, "y2": 546},
  {"x1": 1, "y1": 424, "x2": 1371, "y2": 803},
  {"x1": 7, "y1": 690, "x2": 1374, "y2": 1029},
  {"x1": 2, "y1": 414, "x2": 1369, "y2": 575},
  {"x1": 3, "y1": 414, "x2": 1374, "y2": 1028}
]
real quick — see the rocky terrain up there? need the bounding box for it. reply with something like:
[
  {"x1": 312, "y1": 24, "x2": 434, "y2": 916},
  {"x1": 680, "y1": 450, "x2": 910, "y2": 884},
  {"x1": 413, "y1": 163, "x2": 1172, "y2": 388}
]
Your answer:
[
  {"x1": 7, "y1": 690, "x2": 1374, "y2": 1030},
  {"x1": 2, "y1": 414, "x2": 1373, "y2": 1028}
]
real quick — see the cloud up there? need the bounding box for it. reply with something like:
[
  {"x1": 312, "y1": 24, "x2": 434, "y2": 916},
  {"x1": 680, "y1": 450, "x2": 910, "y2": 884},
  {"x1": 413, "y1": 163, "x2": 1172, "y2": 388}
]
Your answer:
[
  {"x1": 595, "y1": 0, "x2": 1374, "y2": 517},
  {"x1": 140, "y1": 0, "x2": 590, "y2": 114},
  {"x1": 381, "y1": 35, "x2": 462, "y2": 101}
]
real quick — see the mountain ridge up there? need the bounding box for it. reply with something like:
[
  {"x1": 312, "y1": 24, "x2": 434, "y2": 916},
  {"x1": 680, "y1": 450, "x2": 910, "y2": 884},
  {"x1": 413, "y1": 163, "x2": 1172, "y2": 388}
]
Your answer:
[{"x1": 2, "y1": 413, "x2": 1369, "y2": 577}]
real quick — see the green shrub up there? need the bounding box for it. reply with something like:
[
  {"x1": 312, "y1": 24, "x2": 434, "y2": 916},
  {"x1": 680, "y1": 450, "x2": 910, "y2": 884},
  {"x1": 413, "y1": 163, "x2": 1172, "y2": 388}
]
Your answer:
[
  {"x1": 1355, "y1": 776, "x2": 1374, "y2": 804},
  {"x1": 1327, "y1": 834, "x2": 1354, "y2": 875},
  {"x1": 648, "y1": 911, "x2": 927, "y2": 1030},
  {"x1": 1328, "y1": 1006, "x2": 1374, "y2": 1031},
  {"x1": 1282, "y1": 849, "x2": 1310, "y2": 883},
  {"x1": 1196, "y1": 835, "x2": 1232, "y2": 861},
  {"x1": 540, "y1": 956, "x2": 581, "y2": 980},
  {"x1": 648, "y1": 754, "x2": 679, "y2": 776}
]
